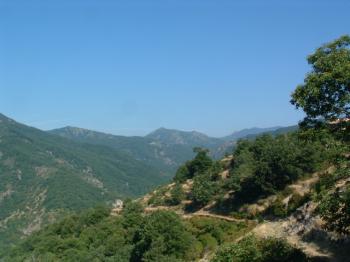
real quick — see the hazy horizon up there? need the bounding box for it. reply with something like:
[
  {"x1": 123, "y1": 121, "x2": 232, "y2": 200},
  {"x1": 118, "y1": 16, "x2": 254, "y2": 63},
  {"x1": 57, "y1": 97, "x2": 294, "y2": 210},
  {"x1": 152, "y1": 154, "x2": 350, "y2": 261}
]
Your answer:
[
  {"x1": 1, "y1": 0, "x2": 349, "y2": 136},
  {"x1": 49, "y1": 124, "x2": 287, "y2": 138},
  {"x1": 0, "y1": 112, "x2": 286, "y2": 138}
]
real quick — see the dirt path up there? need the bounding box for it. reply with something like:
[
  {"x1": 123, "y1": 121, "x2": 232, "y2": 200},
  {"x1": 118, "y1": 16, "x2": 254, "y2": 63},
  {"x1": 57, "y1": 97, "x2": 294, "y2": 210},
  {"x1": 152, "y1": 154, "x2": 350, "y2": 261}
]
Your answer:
[
  {"x1": 288, "y1": 172, "x2": 320, "y2": 196},
  {"x1": 183, "y1": 211, "x2": 246, "y2": 222},
  {"x1": 144, "y1": 206, "x2": 246, "y2": 222}
]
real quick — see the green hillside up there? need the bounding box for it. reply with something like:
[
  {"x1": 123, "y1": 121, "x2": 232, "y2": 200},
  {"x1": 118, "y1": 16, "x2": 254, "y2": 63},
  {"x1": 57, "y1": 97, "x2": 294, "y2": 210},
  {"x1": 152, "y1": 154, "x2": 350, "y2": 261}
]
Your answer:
[
  {"x1": 6, "y1": 124, "x2": 349, "y2": 261},
  {"x1": 8, "y1": 122, "x2": 348, "y2": 261},
  {"x1": 50, "y1": 126, "x2": 197, "y2": 175},
  {"x1": 0, "y1": 116, "x2": 295, "y2": 251},
  {"x1": 0, "y1": 114, "x2": 168, "y2": 249}
]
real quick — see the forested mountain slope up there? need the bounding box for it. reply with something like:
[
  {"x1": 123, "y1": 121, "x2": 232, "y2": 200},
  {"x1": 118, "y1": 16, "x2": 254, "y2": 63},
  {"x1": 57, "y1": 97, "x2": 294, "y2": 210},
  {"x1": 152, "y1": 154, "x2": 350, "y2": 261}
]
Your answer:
[
  {"x1": 0, "y1": 114, "x2": 167, "y2": 249},
  {"x1": 50, "y1": 126, "x2": 199, "y2": 175}
]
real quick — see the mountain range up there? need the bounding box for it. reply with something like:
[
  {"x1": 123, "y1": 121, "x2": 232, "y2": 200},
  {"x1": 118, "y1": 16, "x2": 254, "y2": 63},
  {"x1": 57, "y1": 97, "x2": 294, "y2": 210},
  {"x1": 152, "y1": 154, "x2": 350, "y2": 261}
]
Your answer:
[
  {"x1": 50, "y1": 125, "x2": 297, "y2": 167},
  {"x1": 0, "y1": 113, "x2": 296, "y2": 248}
]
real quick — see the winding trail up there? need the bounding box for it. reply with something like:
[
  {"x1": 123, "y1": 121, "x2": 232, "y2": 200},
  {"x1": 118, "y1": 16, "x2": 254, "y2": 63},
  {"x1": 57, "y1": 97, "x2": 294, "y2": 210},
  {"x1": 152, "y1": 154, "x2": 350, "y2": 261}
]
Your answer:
[
  {"x1": 144, "y1": 206, "x2": 246, "y2": 222},
  {"x1": 182, "y1": 211, "x2": 246, "y2": 222}
]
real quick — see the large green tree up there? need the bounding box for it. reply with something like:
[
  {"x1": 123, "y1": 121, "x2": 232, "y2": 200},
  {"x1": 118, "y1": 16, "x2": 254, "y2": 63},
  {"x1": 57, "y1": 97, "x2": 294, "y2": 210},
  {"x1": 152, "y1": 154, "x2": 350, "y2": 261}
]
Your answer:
[
  {"x1": 173, "y1": 147, "x2": 213, "y2": 182},
  {"x1": 131, "y1": 210, "x2": 192, "y2": 261},
  {"x1": 291, "y1": 35, "x2": 350, "y2": 125}
]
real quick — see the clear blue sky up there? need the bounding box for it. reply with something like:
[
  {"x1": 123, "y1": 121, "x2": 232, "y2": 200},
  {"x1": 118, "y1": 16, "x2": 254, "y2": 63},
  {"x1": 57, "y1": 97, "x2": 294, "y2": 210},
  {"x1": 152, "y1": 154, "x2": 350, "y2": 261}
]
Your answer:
[{"x1": 0, "y1": 0, "x2": 349, "y2": 137}]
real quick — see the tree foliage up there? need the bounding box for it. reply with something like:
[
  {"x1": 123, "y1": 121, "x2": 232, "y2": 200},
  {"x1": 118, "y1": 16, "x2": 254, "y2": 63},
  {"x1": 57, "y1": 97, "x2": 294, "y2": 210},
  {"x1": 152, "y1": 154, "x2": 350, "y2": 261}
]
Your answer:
[
  {"x1": 229, "y1": 132, "x2": 328, "y2": 203},
  {"x1": 212, "y1": 235, "x2": 308, "y2": 262},
  {"x1": 167, "y1": 183, "x2": 185, "y2": 206},
  {"x1": 4, "y1": 204, "x2": 251, "y2": 262},
  {"x1": 191, "y1": 173, "x2": 218, "y2": 206},
  {"x1": 131, "y1": 210, "x2": 192, "y2": 261},
  {"x1": 318, "y1": 186, "x2": 350, "y2": 235},
  {"x1": 173, "y1": 148, "x2": 213, "y2": 182},
  {"x1": 291, "y1": 35, "x2": 350, "y2": 124}
]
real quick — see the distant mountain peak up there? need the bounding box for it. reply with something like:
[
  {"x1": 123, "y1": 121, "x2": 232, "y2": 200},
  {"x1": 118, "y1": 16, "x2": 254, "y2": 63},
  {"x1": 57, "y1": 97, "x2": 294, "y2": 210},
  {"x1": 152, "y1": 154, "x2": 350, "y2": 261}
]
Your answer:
[{"x1": 146, "y1": 127, "x2": 219, "y2": 147}]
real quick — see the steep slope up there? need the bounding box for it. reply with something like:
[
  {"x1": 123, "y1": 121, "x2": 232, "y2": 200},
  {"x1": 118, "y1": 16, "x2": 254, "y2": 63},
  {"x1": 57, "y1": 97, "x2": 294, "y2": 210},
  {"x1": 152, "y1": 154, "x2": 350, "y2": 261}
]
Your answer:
[
  {"x1": 0, "y1": 114, "x2": 167, "y2": 248},
  {"x1": 138, "y1": 131, "x2": 350, "y2": 261}
]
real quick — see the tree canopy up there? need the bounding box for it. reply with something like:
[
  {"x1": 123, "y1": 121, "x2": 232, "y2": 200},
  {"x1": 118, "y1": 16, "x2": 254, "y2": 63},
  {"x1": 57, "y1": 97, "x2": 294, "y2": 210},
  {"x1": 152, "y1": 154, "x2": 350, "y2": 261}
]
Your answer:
[
  {"x1": 173, "y1": 148, "x2": 213, "y2": 182},
  {"x1": 291, "y1": 35, "x2": 350, "y2": 125}
]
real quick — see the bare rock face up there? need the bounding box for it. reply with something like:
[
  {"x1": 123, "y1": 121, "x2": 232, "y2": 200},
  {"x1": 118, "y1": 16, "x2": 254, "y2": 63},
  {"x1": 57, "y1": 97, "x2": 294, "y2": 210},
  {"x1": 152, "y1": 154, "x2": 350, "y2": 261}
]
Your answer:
[
  {"x1": 111, "y1": 199, "x2": 124, "y2": 215},
  {"x1": 285, "y1": 202, "x2": 320, "y2": 236}
]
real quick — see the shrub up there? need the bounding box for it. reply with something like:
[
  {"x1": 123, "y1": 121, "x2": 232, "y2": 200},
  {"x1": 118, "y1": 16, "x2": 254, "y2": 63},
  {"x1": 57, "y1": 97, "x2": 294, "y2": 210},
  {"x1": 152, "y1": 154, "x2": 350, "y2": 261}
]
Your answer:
[
  {"x1": 166, "y1": 183, "x2": 185, "y2": 206},
  {"x1": 191, "y1": 173, "x2": 217, "y2": 206},
  {"x1": 212, "y1": 235, "x2": 308, "y2": 262}
]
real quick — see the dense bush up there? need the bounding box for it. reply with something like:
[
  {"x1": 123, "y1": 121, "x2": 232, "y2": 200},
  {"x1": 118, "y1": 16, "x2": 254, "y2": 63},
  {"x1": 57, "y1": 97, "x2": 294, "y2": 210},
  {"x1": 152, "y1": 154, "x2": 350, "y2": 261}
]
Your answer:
[
  {"x1": 313, "y1": 159, "x2": 350, "y2": 236},
  {"x1": 228, "y1": 132, "x2": 334, "y2": 204},
  {"x1": 212, "y1": 235, "x2": 308, "y2": 262},
  {"x1": 131, "y1": 210, "x2": 192, "y2": 261},
  {"x1": 191, "y1": 172, "x2": 219, "y2": 206},
  {"x1": 167, "y1": 183, "x2": 185, "y2": 206},
  {"x1": 4, "y1": 204, "x2": 250, "y2": 261}
]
